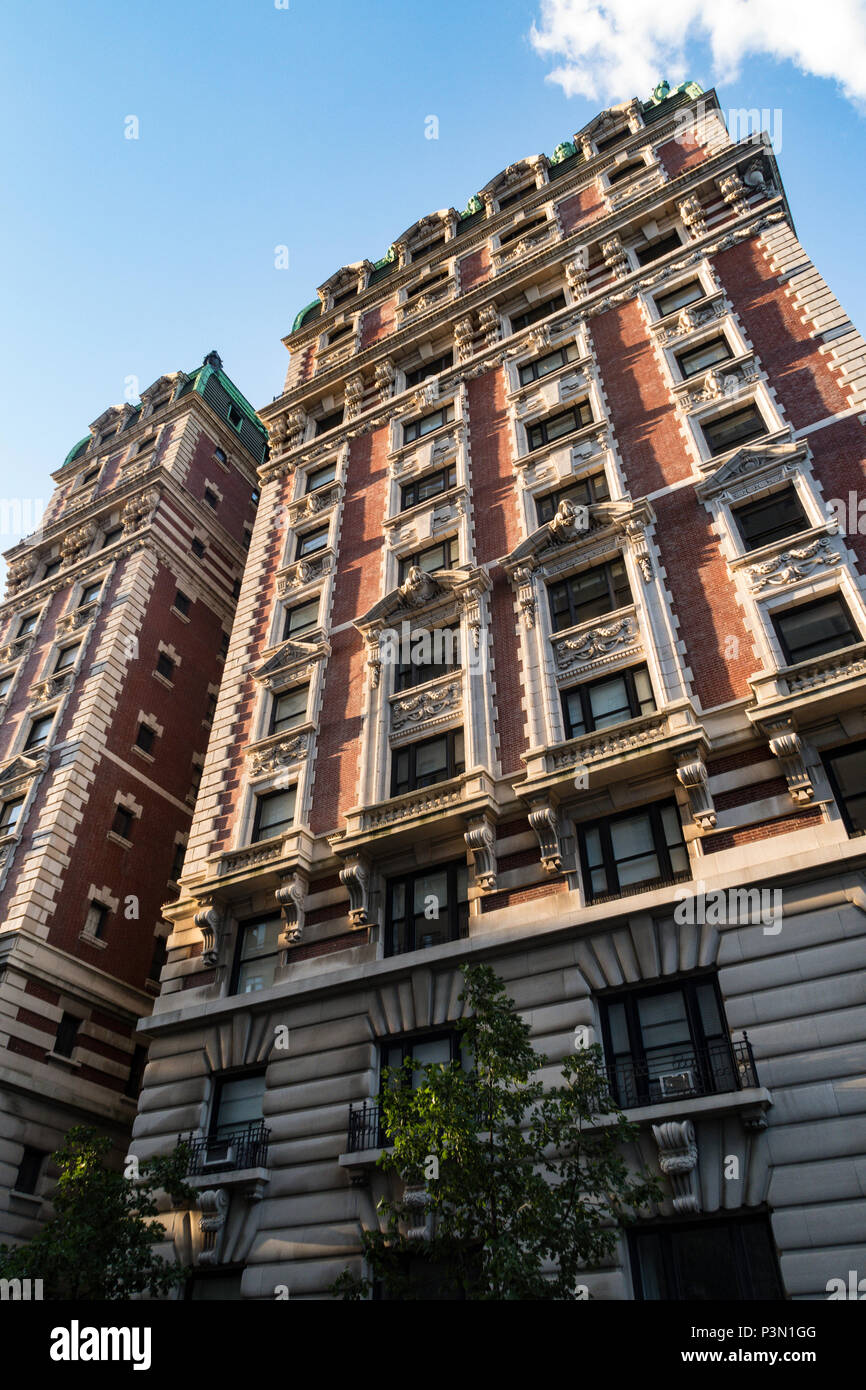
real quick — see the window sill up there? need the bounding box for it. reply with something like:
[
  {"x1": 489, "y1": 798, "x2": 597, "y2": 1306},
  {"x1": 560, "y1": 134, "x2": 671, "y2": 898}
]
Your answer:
[
  {"x1": 9, "y1": 1189, "x2": 42, "y2": 1210},
  {"x1": 170, "y1": 606, "x2": 191, "y2": 624},
  {"x1": 131, "y1": 745, "x2": 155, "y2": 764},
  {"x1": 151, "y1": 671, "x2": 175, "y2": 690},
  {"x1": 44, "y1": 1050, "x2": 82, "y2": 1068},
  {"x1": 107, "y1": 831, "x2": 133, "y2": 849},
  {"x1": 79, "y1": 930, "x2": 108, "y2": 949}
]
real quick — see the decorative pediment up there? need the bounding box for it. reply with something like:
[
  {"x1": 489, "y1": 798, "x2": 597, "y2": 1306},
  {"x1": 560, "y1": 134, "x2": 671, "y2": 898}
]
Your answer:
[
  {"x1": 501, "y1": 498, "x2": 653, "y2": 575},
  {"x1": 251, "y1": 636, "x2": 329, "y2": 690},
  {"x1": 393, "y1": 210, "x2": 451, "y2": 256},
  {"x1": 0, "y1": 753, "x2": 45, "y2": 792},
  {"x1": 695, "y1": 441, "x2": 807, "y2": 498},
  {"x1": 355, "y1": 566, "x2": 491, "y2": 636},
  {"x1": 139, "y1": 373, "x2": 183, "y2": 405},
  {"x1": 480, "y1": 157, "x2": 545, "y2": 204},
  {"x1": 318, "y1": 262, "x2": 366, "y2": 304},
  {"x1": 88, "y1": 403, "x2": 137, "y2": 436},
  {"x1": 575, "y1": 102, "x2": 631, "y2": 145}
]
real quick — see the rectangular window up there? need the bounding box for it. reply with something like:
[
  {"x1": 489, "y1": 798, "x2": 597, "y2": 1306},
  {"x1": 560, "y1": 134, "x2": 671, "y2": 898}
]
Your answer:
[
  {"x1": 635, "y1": 231, "x2": 682, "y2": 266},
  {"x1": 124, "y1": 1045, "x2": 148, "y2": 1099},
  {"x1": 772, "y1": 595, "x2": 859, "y2": 666},
  {"x1": 111, "y1": 805, "x2": 134, "y2": 840},
  {"x1": 156, "y1": 652, "x2": 175, "y2": 681},
  {"x1": 314, "y1": 409, "x2": 344, "y2": 436},
  {"x1": 54, "y1": 1012, "x2": 81, "y2": 1058},
  {"x1": 404, "y1": 352, "x2": 453, "y2": 388},
  {"x1": 518, "y1": 341, "x2": 579, "y2": 386},
  {"x1": 548, "y1": 557, "x2": 632, "y2": 633},
  {"x1": 822, "y1": 741, "x2": 866, "y2": 834},
  {"x1": 14, "y1": 1146, "x2": 47, "y2": 1196},
  {"x1": 0, "y1": 675, "x2": 11, "y2": 699},
  {"x1": 149, "y1": 933, "x2": 168, "y2": 980},
  {"x1": 702, "y1": 404, "x2": 767, "y2": 456},
  {"x1": 675, "y1": 336, "x2": 733, "y2": 379},
  {"x1": 84, "y1": 900, "x2": 110, "y2": 938},
  {"x1": 562, "y1": 665, "x2": 656, "y2": 740},
  {"x1": 578, "y1": 800, "x2": 689, "y2": 904},
  {"x1": 252, "y1": 787, "x2": 296, "y2": 842},
  {"x1": 205, "y1": 693, "x2": 217, "y2": 724},
  {"x1": 595, "y1": 129, "x2": 627, "y2": 153},
  {"x1": 102, "y1": 527, "x2": 123, "y2": 549},
  {"x1": 79, "y1": 582, "x2": 103, "y2": 607},
  {"x1": 385, "y1": 862, "x2": 469, "y2": 957},
  {"x1": 655, "y1": 279, "x2": 704, "y2": 317},
  {"x1": 17, "y1": 613, "x2": 38, "y2": 637},
  {"x1": 398, "y1": 537, "x2": 458, "y2": 583},
  {"x1": 381, "y1": 1030, "x2": 463, "y2": 1090},
  {"x1": 608, "y1": 159, "x2": 644, "y2": 186},
  {"x1": 332, "y1": 285, "x2": 358, "y2": 306},
  {"x1": 135, "y1": 723, "x2": 155, "y2": 755},
  {"x1": 403, "y1": 404, "x2": 453, "y2": 445},
  {"x1": 732, "y1": 485, "x2": 809, "y2": 551},
  {"x1": 535, "y1": 471, "x2": 609, "y2": 524},
  {"x1": 527, "y1": 401, "x2": 593, "y2": 450},
  {"x1": 305, "y1": 461, "x2": 337, "y2": 493},
  {"x1": 400, "y1": 464, "x2": 457, "y2": 511},
  {"x1": 391, "y1": 728, "x2": 465, "y2": 797},
  {"x1": 191, "y1": 538, "x2": 206, "y2": 559},
  {"x1": 395, "y1": 625, "x2": 460, "y2": 691},
  {"x1": 498, "y1": 215, "x2": 547, "y2": 247},
  {"x1": 497, "y1": 187, "x2": 531, "y2": 211},
  {"x1": 0, "y1": 797, "x2": 24, "y2": 833},
  {"x1": 212, "y1": 1072, "x2": 265, "y2": 1137},
  {"x1": 410, "y1": 234, "x2": 445, "y2": 259},
  {"x1": 227, "y1": 405, "x2": 243, "y2": 431},
  {"x1": 326, "y1": 323, "x2": 353, "y2": 346},
  {"x1": 24, "y1": 714, "x2": 54, "y2": 750},
  {"x1": 629, "y1": 1214, "x2": 783, "y2": 1300},
  {"x1": 269, "y1": 686, "x2": 308, "y2": 736},
  {"x1": 204, "y1": 487, "x2": 218, "y2": 509},
  {"x1": 173, "y1": 589, "x2": 191, "y2": 616},
  {"x1": 170, "y1": 839, "x2": 186, "y2": 882},
  {"x1": 405, "y1": 271, "x2": 449, "y2": 302},
  {"x1": 54, "y1": 644, "x2": 79, "y2": 673},
  {"x1": 283, "y1": 598, "x2": 319, "y2": 640},
  {"x1": 42, "y1": 559, "x2": 61, "y2": 579},
  {"x1": 296, "y1": 526, "x2": 329, "y2": 559},
  {"x1": 232, "y1": 920, "x2": 283, "y2": 993},
  {"x1": 510, "y1": 294, "x2": 566, "y2": 332}
]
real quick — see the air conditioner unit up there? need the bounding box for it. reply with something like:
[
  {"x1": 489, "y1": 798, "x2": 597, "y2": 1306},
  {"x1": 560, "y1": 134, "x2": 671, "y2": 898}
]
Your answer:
[
  {"x1": 202, "y1": 1139, "x2": 235, "y2": 1169},
  {"x1": 659, "y1": 1069, "x2": 695, "y2": 1097}
]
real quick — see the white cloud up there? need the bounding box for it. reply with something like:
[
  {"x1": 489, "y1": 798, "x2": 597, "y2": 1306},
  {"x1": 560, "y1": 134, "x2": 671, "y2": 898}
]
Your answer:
[{"x1": 529, "y1": 0, "x2": 866, "y2": 108}]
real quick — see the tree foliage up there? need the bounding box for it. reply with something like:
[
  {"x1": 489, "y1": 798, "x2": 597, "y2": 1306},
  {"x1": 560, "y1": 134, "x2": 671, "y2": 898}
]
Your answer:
[
  {"x1": 333, "y1": 963, "x2": 661, "y2": 1300},
  {"x1": 0, "y1": 1125, "x2": 194, "y2": 1300}
]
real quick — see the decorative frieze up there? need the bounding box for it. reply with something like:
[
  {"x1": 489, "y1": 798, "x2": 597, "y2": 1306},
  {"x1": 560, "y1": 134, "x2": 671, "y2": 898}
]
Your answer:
[
  {"x1": 28, "y1": 671, "x2": 73, "y2": 707},
  {"x1": 785, "y1": 645, "x2": 866, "y2": 694},
  {"x1": 60, "y1": 523, "x2": 96, "y2": 563},
  {"x1": 551, "y1": 712, "x2": 670, "y2": 771},
  {"x1": 285, "y1": 483, "x2": 342, "y2": 526},
  {"x1": 363, "y1": 778, "x2": 466, "y2": 830},
  {"x1": 247, "y1": 728, "x2": 310, "y2": 777},
  {"x1": 746, "y1": 535, "x2": 840, "y2": 592},
  {"x1": 655, "y1": 297, "x2": 726, "y2": 345},
  {"x1": 277, "y1": 550, "x2": 333, "y2": 593},
  {"x1": 390, "y1": 674, "x2": 461, "y2": 733},
  {"x1": 552, "y1": 612, "x2": 639, "y2": 676}
]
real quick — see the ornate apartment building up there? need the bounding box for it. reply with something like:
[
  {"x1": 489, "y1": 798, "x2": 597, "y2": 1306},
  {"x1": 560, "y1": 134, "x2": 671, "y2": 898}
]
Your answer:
[
  {"x1": 129, "y1": 81, "x2": 866, "y2": 1300},
  {"x1": 0, "y1": 353, "x2": 265, "y2": 1246}
]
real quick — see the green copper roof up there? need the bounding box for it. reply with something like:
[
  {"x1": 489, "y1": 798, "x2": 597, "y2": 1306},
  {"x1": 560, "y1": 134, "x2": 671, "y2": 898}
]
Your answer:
[
  {"x1": 62, "y1": 436, "x2": 91, "y2": 467},
  {"x1": 291, "y1": 300, "x2": 322, "y2": 333}
]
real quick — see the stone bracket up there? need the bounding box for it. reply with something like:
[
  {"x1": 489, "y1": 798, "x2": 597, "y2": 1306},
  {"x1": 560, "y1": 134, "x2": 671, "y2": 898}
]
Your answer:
[
  {"x1": 276, "y1": 871, "x2": 307, "y2": 947},
  {"x1": 194, "y1": 901, "x2": 226, "y2": 968},
  {"x1": 464, "y1": 814, "x2": 497, "y2": 893},
  {"x1": 528, "y1": 800, "x2": 563, "y2": 874},
  {"x1": 766, "y1": 721, "x2": 814, "y2": 805},
  {"x1": 339, "y1": 854, "x2": 371, "y2": 927},
  {"x1": 652, "y1": 1119, "x2": 700, "y2": 1214},
  {"x1": 676, "y1": 752, "x2": 716, "y2": 830}
]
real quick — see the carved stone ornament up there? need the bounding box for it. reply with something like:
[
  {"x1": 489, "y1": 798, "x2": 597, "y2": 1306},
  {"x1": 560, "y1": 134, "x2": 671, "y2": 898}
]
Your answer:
[
  {"x1": 121, "y1": 489, "x2": 158, "y2": 533},
  {"x1": 676, "y1": 754, "x2": 716, "y2": 830},
  {"x1": 528, "y1": 801, "x2": 563, "y2": 873},
  {"x1": 344, "y1": 373, "x2": 365, "y2": 420},
  {"x1": 652, "y1": 1120, "x2": 700, "y2": 1214},
  {"x1": 285, "y1": 407, "x2": 308, "y2": 449},
  {"x1": 194, "y1": 903, "x2": 224, "y2": 967},
  {"x1": 677, "y1": 193, "x2": 707, "y2": 239},
  {"x1": 375, "y1": 359, "x2": 395, "y2": 401},
  {"x1": 398, "y1": 566, "x2": 441, "y2": 608},
  {"x1": 454, "y1": 316, "x2": 474, "y2": 363},
  {"x1": 276, "y1": 871, "x2": 307, "y2": 946},
  {"x1": 198, "y1": 1188, "x2": 230, "y2": 1265},
  {"x1": 553, "y1": 614, "x2": 636, "y2": 668},
  {"x1": 464, "y1": 814, "x2": 497, "y2": 892},
  {"x1": 625, "y1": 520, "x2": 653, "y2": 582},
  {"x1": 746, "y1": 536, "x2": 839, "y2": 592},
  {"x1": 766, "y1": 723, "x2": 814, "y2": 804},
  {"x1": 549, "y1": 498, "x2": 590, "y2": 544},
  {"x1": 391, "y1": 676, "x2": 461, "y2": 732},
  {"x1": 339, "y1": 855, "x2": 370, "y2": 927},
  {"x1": 565, "y1": 257, "x2": 589, "y2": 298},
  {"x1": 716, "y1": 170, "x2": 749, "y2": 216},
  {"x1": 514, "y1": 565, "x2": 536, "y2": 627},
  {"x1": 600, "y1": 233, "x2": 629, "y2": 279},
  {"x1": 5, "y1": 556, "x2": 36, "y2": 594}
]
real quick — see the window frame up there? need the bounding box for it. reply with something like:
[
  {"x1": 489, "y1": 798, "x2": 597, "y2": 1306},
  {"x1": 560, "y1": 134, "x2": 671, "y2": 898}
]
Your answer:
[
  {"x1": 674, "y1": 335, "x2": 733, "y2": 380},
  {"x1": 628, "y1": 1212, "x2": 784, "y2": 1301},
  {"x1": 518, "y1": 340, "x2": 579, "y2": 386},
  {"x1": 701, "y1": 403, "x2": 768, "y2": 456},
  {"x1": 251, "y1": 786, "x2": 297, "y2": 843},
  {"x1": 510, "y1": 293, "x2": 566, "y2": 333},
  {"x1": 822, "y1": 740, "x2": 866, "y2": 835},
  {"x1": 402, "y1": 403, "x2": 454, "y2": 445},
  {"x1": 397, "y1": 536, "x2": 459, "y2": 583},
  {"x1": 561, "y1": 664, "x2": 656, "y2": 740},
  {"x1": 731, "y1": 485, "x2": 810, "y2": 552},
  {"x1": 577, "y1": 798, "x2": 689, "y2": 904},
  {"x1": 230, "y1": 918, "x2": 283, "y2": 995},
  {"x1": 535, "y1": 470, "x2": 609, "y2": 525},
  {"x1": 268, "y1": 685, "x2": 309, "y2": 737},
  {"x1": 547, "y1": 556, "x2": 632, "y2": 634},
  {"x1": 283, "y1": 598, "x2": 319, "y2": 641},
  {"x1": 527, "y1": 400, "x2": 594, "y2": 451},
  {"x1": 400, "y1": 463, "x2": 458, "y2": 511},
  {"x1": 390, "y1": 728, "x2": 465, "y2": 798},
  {"x1": 295, "y1": 525, "x2": 330, "y2": 560},
  {"x1": 384, "y1": 860, "x2": 470, "y2": 957},
  {"x1": 654, "y1": 279, "x2": 704, "y2": 318},
  {"x1": 771, "y1": 594, "x2": 860, "y2": 667}
]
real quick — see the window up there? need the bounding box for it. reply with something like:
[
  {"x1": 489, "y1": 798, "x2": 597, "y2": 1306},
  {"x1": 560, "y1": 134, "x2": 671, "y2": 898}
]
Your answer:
[
  {"x1": 191, "y1": 538, "x2": 206, "y2": 559},
  {"x1": 296, "y1": 526, "x2": 329, "y2": 559},
  {"x1": 391, "y1": 728, "x2": 465, "y2": 796},
  {"x1": 79, "y1": 582, "x2": 103, "y2": 607},
  {"x1": 410, "y1": 234, "x2": 446, "y2": 259},
  {"x1": 81, "y1": 465, "x2": 101, "y2": 484},
  {"x1": 332, "y1": 285, "x2": 358, "y2": 306},
  {"x1": 675, "y1": 336, "x2": 733, "y2": 379},
  {"x1": 42, "y1": 558, "x2": 61, "y2": 579},
  {"x1": 578, "y1": 800, "x2": 688, "y2": 903},
  {"x1": 635, "y1": 231, "x2": 682, "y2": 266},
  {"x1": 54, "y1": 1012, "x2": 81, "y2": 1058},
  {"x1": 548, "y1": 557, "x2": 632, "y2": 633},
  {"x1": 595, "y1": 129, "x2": 627, "y2": 153},
  {"x1": 232, "y1": 920, "x2": 283, "y2": 993},
  {"x1": 655, "y1": 280, "x2": 704, "y2": 317},
  {"x1": 14, "y1": 1146, "x2": 47, "y2": 1196},
  {"x1": 395, "y1": 625, "x2": 460, "y2": 691},
  {"x1": 283, "y1": 598, "x2": 319, "y2": 640},
  {"x1": 100, "y1": 429, "x2": 117, "y2": 444},
  {"x1": 405, "y1": 271, "x2": 449, "y2": 302},
  {"x1": 535, "y1": 471, "x2": 609, "y2": 524},
  {"x1": 111, "y1": 805, "x2": 134, "y2": 840},
  {"x1": 381, "y1": 1030, "x2": 464, "y2": 1090},
  {"x1": 204, "y1": 487, "x2": 218, "y2": 510},
  {"x1": 135, "y1": 722, "x2": 156, "y2": 755},
  {"x1": 563, "y1": 665, "x2": 655, "y2": 739},
  {"x1": 0, "y1": 674, "x2": 12, "y2": 700},
  {"x1": 315, "y1": 410, "x2": 344, "y2": 436},
  {"x1": 219, "y1": 632, "x2": 229, "y2": 658},
  {"x1": 214, "y1": 447, "x2": 227, "y2": 466},
  {"x1": 497, "y1": 187, "x2": 531, "y2": 211},
  {"x1": 231, "y1": 579, "x2": 241, "y2": 600},
  {"x1": 823, "y1": 741, "x2": 866, "y2": 834},
  {"x1": 156, "y1": 652, "x2": 175, "y2": 681},
  {"x1": 124, "y1": 1045, "x2": 148, "y2": 1099},
  {"x1": 241, "y1": 528, "x2": 251, "y2": 550},
  {"x1": 326, "y1": 323, "x2": 353, "y2": 346},
  {"x1": 456, "y1": 208, "x2": 486, "y2": 235},
  {"x1": 84, "y1": 899, "x2": 110, "y2": 938},
  {"x1": 498, "y1": 215, "x2": 547, "y2": 247},
  {"x1": 400, "y1": 464, "x2": 457, "y2": 511},
  {"x1": 305, "y1": 462, "x2": 337, "y2": 493},
  {"x1": 150, "y1": 396, "x2": 170, "y2": 413},
  {"x1": 732, "y1": 485, "x2": 809, "y2": 551},
  {"x1": 17, "y1": 613, "x2": 38, "y2": 637},
  {"x1": 205, "y1": 692, "x2": 218, "y2": 724},
  {"x1": 269, "y1": 686, "x2": 308, "y2": 736},
  {"x1": 702, "y1": 403, "x2": 767, "y2": 455},
  {"x1": 227, "y1": 404, "x2": 243, "y2": 431},
  {"x1": 24, "y1": 714, "x2": 54, "y2": 750},
  {"x1": 398, "y1": 537, "x2": 458, "y2": 583},
  {"x1": 518, "y1": 341, "x2": 579, "y2": 386},
  {"x1": 527, "y1": 401, "x2": 593, "y2": 450},
  {"x1": 629, "y1": 1214, "x2": 783, "y2": 1300},
  {"x1": 385, "y1": 862, "x2": 469, "y2": 956},
  {"x1": 404, "y1": 352, "x2": 453, "y2": 388},
  {"x1": 772, "y1": 595, "x2": 859, "y2": 666},
  {"x1": 185, "y1": 1272, "x2": 245, "y2": 1302},
  {"x1": 54, "y1": 644, "x2": 79, "y2": 673},
  {"x1": 101, "y1": 527, "x2": 123, "y2": 549},
  {"x1": 0, "y1": 797, "x2": 24, "y2": 833},
  {"x1": 607, "y1": 160, "x2": 644, "y2": 185},
  {"x1": 403, "y1": 404, "x2": 453, "y2": 444},
  {"x1": 211, "y1": 1072, "x2": 266, "y2": 1138},
  {"x1": 170, "y1": 839, "x2": 187, "y2": 882},
  {"x1": 252, "y1": 787, "x2": 296, "y2": 842},
  {"x1": 189, "y1": 763, "x2": 203, "y2": 799},
  {"x1": 173, "y1": 589, "x2": 191, "y2": 617},
  {"x1": 510, "y1": 294, "x2": 566, "y2": 332},
  {"x1": 138, "y1": 435, "x2": 155, "y2": 454}
]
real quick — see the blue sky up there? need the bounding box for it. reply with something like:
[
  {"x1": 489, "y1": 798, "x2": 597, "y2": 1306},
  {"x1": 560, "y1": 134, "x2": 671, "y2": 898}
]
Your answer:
[{"x1": 1, "y1": 0, "x2": 864, "y2": 548}]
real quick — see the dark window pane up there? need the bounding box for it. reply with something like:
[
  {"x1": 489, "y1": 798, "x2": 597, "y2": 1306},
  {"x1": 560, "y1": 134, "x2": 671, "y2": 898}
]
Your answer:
[
  {"x1": 733, "y1": 487, "x2": 809, "y2": 551},
  {"x1": 774, "y1": 597, "x2": 858, "y2": 664},
  {"x1": 655, "y1": 280, "x2": 703, "y2": 316},
  {"x1": 703, "y1": 405, "x2": 767, "y2": 455},
  {"x1": 676, "y1": 336, "x2": 732, "y2": 379},
  {"x1": 635, "y1": 231, "x2": 682, "y2": 266}
]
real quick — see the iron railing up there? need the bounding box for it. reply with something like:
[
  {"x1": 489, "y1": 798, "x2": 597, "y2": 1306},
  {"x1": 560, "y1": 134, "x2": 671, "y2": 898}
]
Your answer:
[
  {"x1": 606, "y1": 1035, "x2": 758, "y2": 1110},
  {"x1": 347, "y1": 1099, "x2": 387, "y2": 1154},
  {"x1": 179, "y1": 1120, "x2": 270, "y2": 1175}
]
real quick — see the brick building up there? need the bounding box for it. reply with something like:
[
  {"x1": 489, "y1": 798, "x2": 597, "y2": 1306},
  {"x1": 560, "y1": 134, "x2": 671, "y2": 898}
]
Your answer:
[
  {"x1": 130, "y1": 82, "x2": 866, "y2": 1300},
  {"x1": 0, "y1": 352, "x2": 265, "y2": 1245}
]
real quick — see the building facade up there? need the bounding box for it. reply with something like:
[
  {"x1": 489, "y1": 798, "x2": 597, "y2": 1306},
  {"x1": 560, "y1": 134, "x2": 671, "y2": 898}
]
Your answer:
[
  {"x1": 131, "y1": 83, "x2": 866, "y2": 1300},
  {"x1": 0, "y1": 353, "x2": 265, "y2": 1245}
]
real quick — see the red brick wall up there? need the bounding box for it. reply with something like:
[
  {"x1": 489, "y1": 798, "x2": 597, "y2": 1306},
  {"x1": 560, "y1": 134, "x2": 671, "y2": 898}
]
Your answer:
[
  {"x1": 182, "y1": 426, "x2": 257, "y2": 547},
  {"x1": 459, "y1": 247, "x2": 490, "y2": 294},
  {"x1": 360, "y1": 298, "x2": 396, "y2": 350},
  {"x1": 557, "y1": 185, "x2": 605, "y2": 235},
  {"x1": 656, "y1": 133, "x2": 711, "y2": 179}
]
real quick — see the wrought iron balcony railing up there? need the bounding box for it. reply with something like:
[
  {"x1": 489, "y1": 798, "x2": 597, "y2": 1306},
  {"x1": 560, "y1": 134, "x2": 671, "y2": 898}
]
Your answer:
[
  {"x1": 347, "y1": 1100, "x2": 387, "y2": 1154},
  {"x1": 606, "y1": 1035, "x2": 758, "y2": 1110},
  {"x1": 179, "y1": 1120, "x2": 271, "y2": 1175}
]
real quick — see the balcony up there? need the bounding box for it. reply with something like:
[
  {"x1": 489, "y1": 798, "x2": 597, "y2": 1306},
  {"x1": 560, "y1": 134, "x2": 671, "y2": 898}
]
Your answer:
[
  {"x1": 606, "y1": 1035, "x2": 758, "y2": 1110},
  {"x1": 179, "y1": 1120, "x2": 270, "y2": 1177},
  {"x1": 347, "y1": 1099, "x2": 386, "y2": 1154}
]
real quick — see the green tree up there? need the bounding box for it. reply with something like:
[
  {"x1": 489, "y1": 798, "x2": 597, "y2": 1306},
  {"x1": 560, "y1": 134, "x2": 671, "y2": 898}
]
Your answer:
[
  {"x1": 333, "y1": 963, "x2": 661, "y2": 1300},
  {"x1": 0, "y1": 1125, "x2": 194, "y2": 1300}
]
